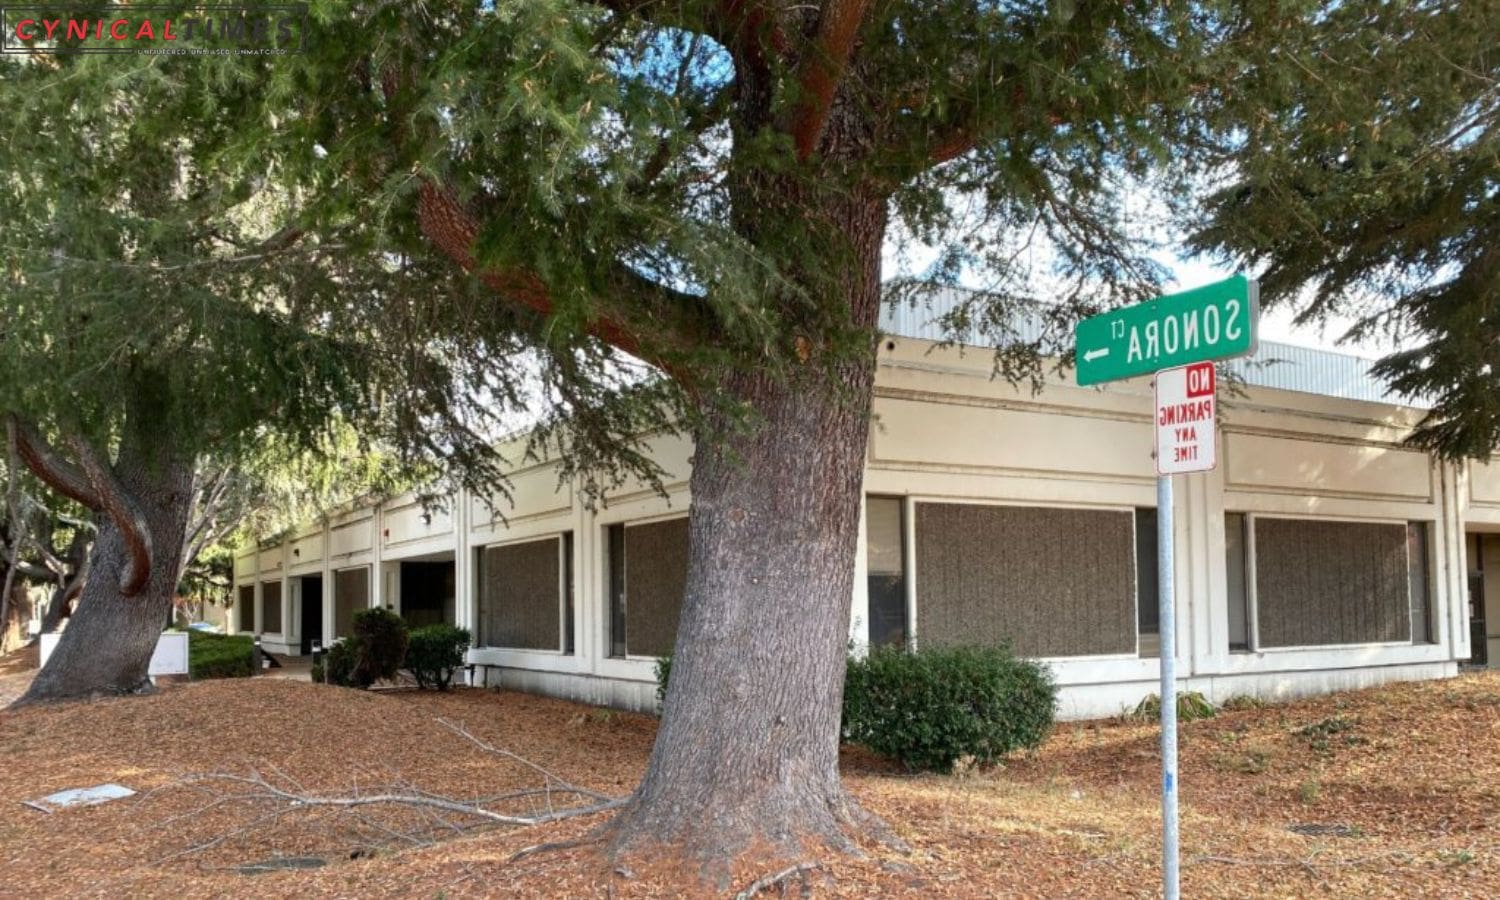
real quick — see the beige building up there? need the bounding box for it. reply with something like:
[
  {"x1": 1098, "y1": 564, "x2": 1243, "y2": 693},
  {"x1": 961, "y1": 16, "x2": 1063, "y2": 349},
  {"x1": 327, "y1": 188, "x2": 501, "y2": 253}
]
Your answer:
[{"x1": 233, "y1": 298, "x2": 1499, "y2": 719}]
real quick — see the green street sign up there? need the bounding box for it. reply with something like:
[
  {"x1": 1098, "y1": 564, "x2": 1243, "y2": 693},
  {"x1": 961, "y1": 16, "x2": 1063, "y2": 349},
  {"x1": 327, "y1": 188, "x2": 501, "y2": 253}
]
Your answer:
[{"x1": 1075, "y1": 275, "x2": 1259, "y2": 386}]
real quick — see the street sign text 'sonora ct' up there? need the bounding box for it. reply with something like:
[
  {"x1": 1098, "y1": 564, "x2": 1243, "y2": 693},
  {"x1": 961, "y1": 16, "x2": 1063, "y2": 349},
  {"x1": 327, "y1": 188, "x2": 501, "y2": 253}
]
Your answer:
[{"x1": 1074, "y1": 274, "x2": 1259, "y2": 386}]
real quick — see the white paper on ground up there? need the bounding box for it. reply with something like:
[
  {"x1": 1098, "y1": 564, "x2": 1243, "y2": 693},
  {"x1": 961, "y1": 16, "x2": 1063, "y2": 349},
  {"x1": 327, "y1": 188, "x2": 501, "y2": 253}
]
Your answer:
[{"x1": 23, "y1": 783, "x2": 136, "y2": 813}]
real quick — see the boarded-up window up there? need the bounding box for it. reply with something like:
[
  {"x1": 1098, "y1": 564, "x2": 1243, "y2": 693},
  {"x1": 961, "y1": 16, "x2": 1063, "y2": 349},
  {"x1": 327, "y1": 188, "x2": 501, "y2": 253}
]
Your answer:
[
  {"x1": 1254, "y1": 518, "x2": 1409, "y2": 647},
  {"x1": 478, "y1": 537, "x2": 564, "y2": 651},
  {"x1": 260, "y1": 581, "x2": 282, "y2": 634},
  {"x1": 915, "y1": 503, "x2": 1137, "y2": 657},
  {"x1": 334, "y1": 567, "x2": 369, "y2": 639},
  {"x1": 236, "y1": 585, "x2": 254, "y2": 633},
  {"x1": 618, "y1": 517, "x2": 689, "y2": 658}
]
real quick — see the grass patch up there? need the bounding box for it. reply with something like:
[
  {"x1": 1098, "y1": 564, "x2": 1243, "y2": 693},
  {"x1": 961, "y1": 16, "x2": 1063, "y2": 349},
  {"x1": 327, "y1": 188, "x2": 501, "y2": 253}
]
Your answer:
[
  {"x1": 1293, "y1": 715, "x2": 1364, "y2": 754},
  {"x1": 1127, "y1": 691, "x2": 1217, "y2": 723},
  {"x1": 1221, "y1": 694, "x2": 1269, "y2": 711}
]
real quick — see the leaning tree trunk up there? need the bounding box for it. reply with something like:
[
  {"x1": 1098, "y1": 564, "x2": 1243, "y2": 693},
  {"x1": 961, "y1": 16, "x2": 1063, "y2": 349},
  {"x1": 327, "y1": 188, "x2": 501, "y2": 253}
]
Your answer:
[
  {"x1": 13, "y1": 414, "x2": 193, "y2": 706},
  {"x1": 37, "y1": 531, "x2": 90, "y2": 635},
  {"x1": 607, "y1": 177, "x2": 889, "y2": 877}
]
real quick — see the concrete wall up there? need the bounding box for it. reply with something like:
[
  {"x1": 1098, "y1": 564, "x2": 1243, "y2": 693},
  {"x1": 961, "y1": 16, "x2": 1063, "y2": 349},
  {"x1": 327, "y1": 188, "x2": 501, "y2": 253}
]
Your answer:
[{"x1": 234, "y1": 336, "x2": 1470, "y2": 719}]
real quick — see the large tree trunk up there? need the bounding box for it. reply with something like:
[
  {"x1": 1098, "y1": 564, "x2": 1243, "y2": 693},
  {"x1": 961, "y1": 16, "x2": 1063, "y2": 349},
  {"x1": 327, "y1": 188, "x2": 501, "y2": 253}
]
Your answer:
[
  {"x1": 607, "y1": 181, "x2": 889, "y2": 877},
  {"x1": 1, "y1": 579, "x2": 31, "y2": 654},
  {"x1": 12, "y1": 410, "x2": 193, "y2": 706}
]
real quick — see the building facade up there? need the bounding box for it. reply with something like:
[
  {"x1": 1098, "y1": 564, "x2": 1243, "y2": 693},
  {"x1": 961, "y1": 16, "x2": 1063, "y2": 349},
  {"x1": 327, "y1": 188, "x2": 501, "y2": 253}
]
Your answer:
[{"x1": 233, "y1": 323, "x2": 1500, "y2": 720}]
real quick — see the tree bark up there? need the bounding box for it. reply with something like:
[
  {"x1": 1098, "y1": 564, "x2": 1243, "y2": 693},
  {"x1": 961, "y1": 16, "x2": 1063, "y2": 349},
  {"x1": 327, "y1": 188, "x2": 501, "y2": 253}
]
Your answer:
[
  {"x1": 12, "y1": 403, "x2": 193, "y2": 706},
  {"x1": 605, "y1": 181, "x2": 889, "y2": 877}
]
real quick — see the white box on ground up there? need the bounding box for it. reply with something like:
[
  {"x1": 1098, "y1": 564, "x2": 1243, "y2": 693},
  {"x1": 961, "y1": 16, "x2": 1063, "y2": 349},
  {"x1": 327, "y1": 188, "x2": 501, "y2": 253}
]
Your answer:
[
  {"x1": 38, "y1": 631, "x2": 190, "y2": 677},
  {"x1": 1155, "y1": 361, "x2": 1217, "y2": 476}
]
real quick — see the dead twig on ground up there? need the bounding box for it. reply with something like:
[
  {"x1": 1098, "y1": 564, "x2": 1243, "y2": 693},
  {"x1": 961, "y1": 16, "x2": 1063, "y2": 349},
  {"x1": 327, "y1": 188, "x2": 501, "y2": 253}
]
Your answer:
[{"x1": 733, "y1": 861, "x2": 822, "y2": 899}]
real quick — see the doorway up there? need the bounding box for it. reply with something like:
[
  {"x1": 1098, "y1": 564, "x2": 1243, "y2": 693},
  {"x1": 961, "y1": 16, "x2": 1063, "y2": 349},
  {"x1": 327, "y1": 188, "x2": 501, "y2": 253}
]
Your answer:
[{"x1": 299, "y1": 575, "x2": 324, "y2": 656}]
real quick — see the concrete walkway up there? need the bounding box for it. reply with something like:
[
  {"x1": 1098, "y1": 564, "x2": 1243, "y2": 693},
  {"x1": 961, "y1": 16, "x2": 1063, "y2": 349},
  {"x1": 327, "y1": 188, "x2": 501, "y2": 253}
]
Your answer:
[{"x1": 260, "y1": 654, "x2": 314, "y2": 683}]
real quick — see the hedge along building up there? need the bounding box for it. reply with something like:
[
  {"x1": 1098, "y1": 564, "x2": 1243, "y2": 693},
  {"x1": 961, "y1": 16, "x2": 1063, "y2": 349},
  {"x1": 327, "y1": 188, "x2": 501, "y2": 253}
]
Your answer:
[{"x1": 232, "y1": 290, "x2": 1497, "y2": 719}]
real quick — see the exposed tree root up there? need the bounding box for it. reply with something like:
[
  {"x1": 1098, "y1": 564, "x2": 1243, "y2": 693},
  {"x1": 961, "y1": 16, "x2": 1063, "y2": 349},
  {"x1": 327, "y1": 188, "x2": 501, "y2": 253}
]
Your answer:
[{"x1": 596, "y1": 782, "x2": 899, "y2": 892}]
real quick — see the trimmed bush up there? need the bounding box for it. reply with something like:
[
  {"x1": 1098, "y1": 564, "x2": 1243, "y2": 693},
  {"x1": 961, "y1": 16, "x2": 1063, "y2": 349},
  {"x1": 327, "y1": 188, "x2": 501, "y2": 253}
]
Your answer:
[
  {"x1": 351, "y1": 607, "x2": 409, "y2": 687},
  {"x1": 315, "y1": 639, "x2": 358, "y2": 687},
  {"x1": 188, "y1": 631, "x2": 254, "y2": 680},
  {"x1": 843, "y1": 644, "x2": 1057, "y2": 772},
  {"x1": 654, "y1": 654, "x2": 672, "y2": 707},
  {"x1": 407, "y1": 624, "x2": 472, "y2": 691}
]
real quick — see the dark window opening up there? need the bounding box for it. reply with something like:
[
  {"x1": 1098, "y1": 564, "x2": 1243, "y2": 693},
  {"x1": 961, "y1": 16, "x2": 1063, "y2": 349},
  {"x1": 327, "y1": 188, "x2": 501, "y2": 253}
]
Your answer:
[
  {"x1": 334, "y1": 567, "x2": 369, "y2": 640},
  {"x1": 401, "y1": 560, "x2": 455, "y2": 628},
  {"x1": 1468, "y1": 534, "x2": 1488, "y2": 665},
  {"x1": 260, "y1": 580, "x2": 282, "y2": 634},
  {"x1": 236, "y1": 584, "x2": 254, "y2": 634},
  {"x1": 608, "y1": 524, "x2": 627, "y2": 657},
  {"x1": 865, "y1": 497, "x2": 908, "y2": 648},
  {"x1": 1226, "y1": 513, "x2": 1250, "y2": 651},
  {"x1": 299, "y1": 575, "x2": 323, "y2": 655},
  {"x1": 1135, "y1": 508, "x2": 1159, "y2": 659},
  {"x1": 564, "y1": 532, "x2": 576, "y2": 655}
]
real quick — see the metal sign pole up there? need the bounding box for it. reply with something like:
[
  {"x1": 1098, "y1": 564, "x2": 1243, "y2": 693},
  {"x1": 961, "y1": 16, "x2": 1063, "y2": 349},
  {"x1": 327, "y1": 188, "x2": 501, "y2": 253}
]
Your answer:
[
  {"x1": 1157, "y1": 472, "x2": 1179, "y2": 900},
  {"x1": 1075, "y1": 276, "x2": 1257, "y2": 900}
]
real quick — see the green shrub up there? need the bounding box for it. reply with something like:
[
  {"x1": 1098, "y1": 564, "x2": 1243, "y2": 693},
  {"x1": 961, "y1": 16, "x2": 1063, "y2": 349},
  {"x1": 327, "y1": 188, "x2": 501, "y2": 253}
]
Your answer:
[
  {"x1": 654, "y1": 654, "x2": 672, "y2": 707},
  {"x1": 188, "y1": 631, "x2": 254, "y2": 680},
  {"x1": 843, "y1": 644, "x2": 1057, "y2": 772},
  {"x1": 406, "y1": 624, "x2": 472, "y2": 691},
  {"x1": 315, "y1": 639, "x2": 358, "y2": 687},
  {"x1": 351, "y1": 607, "x2": 408, "y2": 686}
]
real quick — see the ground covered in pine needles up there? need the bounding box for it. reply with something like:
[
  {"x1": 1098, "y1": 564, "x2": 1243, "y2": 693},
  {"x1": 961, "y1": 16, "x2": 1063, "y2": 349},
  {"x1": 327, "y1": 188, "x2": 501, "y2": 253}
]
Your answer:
[{"x1": 1, "y1": 663, "x2": 1498, "y2": 898}]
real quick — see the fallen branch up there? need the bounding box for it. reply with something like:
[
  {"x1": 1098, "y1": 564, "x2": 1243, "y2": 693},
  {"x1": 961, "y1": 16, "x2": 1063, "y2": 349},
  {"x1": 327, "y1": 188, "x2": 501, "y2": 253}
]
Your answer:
[
  {"x1": 436, "y1": 717, "x2": 617, "y2": 804},
  {"x1": 734, "y1": 861, "x2": 822, "y2": 899},
  {"x1": 152, "y1": 721, "x2": 627, "y2": 864},
  {"x1": 178, "y1": 770, "x2": 624, "y2": 827}
]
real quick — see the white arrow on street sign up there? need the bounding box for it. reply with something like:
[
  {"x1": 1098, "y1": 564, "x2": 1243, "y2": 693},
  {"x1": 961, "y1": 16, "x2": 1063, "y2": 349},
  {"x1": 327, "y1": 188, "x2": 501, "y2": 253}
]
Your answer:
[
  {"x1": 1154, "y1": 361, "x2": 1217, "y2": 476},
  {"x1": 1082, "y1": 347, "x2": 1109, "y2": 362}
]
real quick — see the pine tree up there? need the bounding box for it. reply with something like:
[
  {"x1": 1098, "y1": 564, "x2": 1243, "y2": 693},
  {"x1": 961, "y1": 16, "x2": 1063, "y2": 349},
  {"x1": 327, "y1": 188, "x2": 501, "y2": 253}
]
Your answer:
[
  {"x1": 0, "y1": 48, "x2": 524, "y2": 703},
  {"x1": 246, "y1": 0, "x2": 1276, "y2": 876},
  {"x1": 1191, "y1": 0, "x2": 1500, "y2": 457}
]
